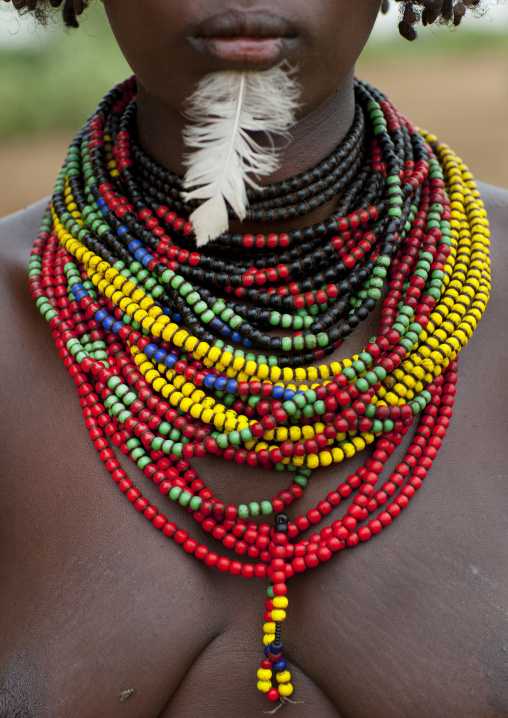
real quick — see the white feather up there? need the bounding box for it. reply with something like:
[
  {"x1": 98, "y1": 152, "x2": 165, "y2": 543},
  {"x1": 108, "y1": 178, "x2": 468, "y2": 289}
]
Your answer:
[{"x1": 181, "y1": 65, "x2": 300, "y2": 247}]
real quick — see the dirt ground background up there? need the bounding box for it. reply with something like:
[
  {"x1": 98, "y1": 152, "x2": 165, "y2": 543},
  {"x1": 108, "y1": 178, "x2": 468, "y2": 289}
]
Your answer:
[{"x1": 1, "y1": 52, "x2": 507, "y2": 219}]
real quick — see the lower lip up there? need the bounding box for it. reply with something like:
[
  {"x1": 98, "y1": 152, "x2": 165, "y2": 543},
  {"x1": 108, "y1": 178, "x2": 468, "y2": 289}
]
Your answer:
[{"x1": 203, "y1": 36, "x2": 285, "y2": 65}]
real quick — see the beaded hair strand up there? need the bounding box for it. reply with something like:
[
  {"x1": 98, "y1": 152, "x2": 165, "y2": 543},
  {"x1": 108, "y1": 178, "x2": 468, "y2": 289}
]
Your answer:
[
  {"x1": 6, "y1": 0, "x2": 489, "y2": 36},
  {"x1": 393, "y1": 0, "x2": 483, "y2": 40},
  {"x1": 7, "y1": 0, "x2": 88, "y2": 28}
]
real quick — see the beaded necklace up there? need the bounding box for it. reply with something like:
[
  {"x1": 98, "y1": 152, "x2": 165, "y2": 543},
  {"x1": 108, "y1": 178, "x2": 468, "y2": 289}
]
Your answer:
[{"x1": 29, "y1": 76, "x2": 490, "y2": 706}]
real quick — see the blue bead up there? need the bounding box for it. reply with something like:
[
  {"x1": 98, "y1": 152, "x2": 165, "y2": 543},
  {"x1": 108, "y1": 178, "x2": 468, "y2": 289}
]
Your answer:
[
  {"x1": 154, "y1": 350, "x2": 167, "y2": 363},
  {"x1": 75, "y1": 290, "x2": 88, "y2": 302},
  {"x1": 273, "y1": 659, "x2": 287, "y2": 672},
  {"x1": 97, "y1": 198, "x2": 105, "y2": 208},
  {"x1": 204, "y1": 375, "x2": 215, "y2": 389},
  {"x1": 243, "y1": 338, "x2": 252, "y2": 347},
  {"x1": 129, "y1": 239, "x2": 142, "y2": 252},
  {"x1": 173, "y1": 313, "x2": 182, "y2": 323},
  {"x1": 272, "y1": 386, "x2": 284, "y2": 399},
  {"x1": 284, "y1": 389, "x2": 295, "y2": 401},
  {"x1": 95, "y1": 309, "x2": 108, "y2": 322},
  {"x1": 164, "y1": 354, "x2": 177, "y2": 367},
  {"x1": 231, "y1": 331, "x2": 242, "y2": 343},
  {"x1": 210, "y1": 318, "x2": 222, "y2": 332},
  {"x1": 101, "y1": 206, "x2": 108, "y2": 216},
  {"x1": 226, "y1": 380, "x2": 237, "y2": 393},
  {"x1": 103, "y1": 317, "x2": 114, "y2": 330},
  {"x1": 141, "y1": 254, "x2": 151, "y2": 267},
  {"x1": 134, "y1": 248, "x2": 147, "y2": 261},
  {"x1": 112, "y1": 321, "x2": 124, "y2": 334},
  {"x1": 269, "y1": 642, "x2": 283, "y2": 654},
  {"x1": 220, "y1": 325, "x2": 232, "y2": 338},
  {"x1": 215, "y1": 376, "x2": 227, "y2": 390},
  {"x1": 144, "y1": 343, "x2": 158, "y2": 357},
  {"x1": 117, "y1": 225, "x2": 129, "y2": 235}
]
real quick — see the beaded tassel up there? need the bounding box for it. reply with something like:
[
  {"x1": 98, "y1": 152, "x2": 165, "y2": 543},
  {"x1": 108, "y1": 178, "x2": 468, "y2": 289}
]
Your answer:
[
  {"x1": 28, "y1": 76, "x2": 490, "y2": 705},
  {"x1": 257, "y1": 513, "x2": 293, "y2": 704}
]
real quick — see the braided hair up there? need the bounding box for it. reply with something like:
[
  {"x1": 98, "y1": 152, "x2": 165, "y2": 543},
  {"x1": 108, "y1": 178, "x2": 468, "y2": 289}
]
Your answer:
[
  {"x1": 7, "y1": 0, "x2": 88, "y2": 29},
  {"x1": 6, "y1": 0, "x2": 488, "y2": 37},
  {"x1": 393, "y1": 0, "x2": 484, "y2": 40}
]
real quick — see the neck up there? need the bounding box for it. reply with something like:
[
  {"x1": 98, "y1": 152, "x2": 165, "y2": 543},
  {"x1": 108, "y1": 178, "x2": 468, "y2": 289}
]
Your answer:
[
  {"x1": 135, "y1": 67, "x2": 375, "y2": 364},
  {"x1": 136, "y1": 69, "x2": 356, "y2": 232}
]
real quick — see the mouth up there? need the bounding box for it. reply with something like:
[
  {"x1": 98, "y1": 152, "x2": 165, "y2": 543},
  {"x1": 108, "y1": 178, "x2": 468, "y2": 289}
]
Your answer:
[
  {"x1": 189, "y1": 9, "x2": 299, "y2": 68},
  {"x1": 201, "y1": 36, "x2": 286, "y2": 65}
]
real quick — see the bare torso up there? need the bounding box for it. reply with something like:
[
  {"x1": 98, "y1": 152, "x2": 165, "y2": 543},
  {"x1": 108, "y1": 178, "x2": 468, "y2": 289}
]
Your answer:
[{"x1": 0, "y1": 184, "x2": 507, "y2": 718}]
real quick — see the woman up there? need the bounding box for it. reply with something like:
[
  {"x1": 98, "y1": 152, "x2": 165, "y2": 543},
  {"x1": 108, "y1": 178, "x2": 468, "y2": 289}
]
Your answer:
[{"x1": 0, "y1": 1, "x2": 507, "y2": 716}]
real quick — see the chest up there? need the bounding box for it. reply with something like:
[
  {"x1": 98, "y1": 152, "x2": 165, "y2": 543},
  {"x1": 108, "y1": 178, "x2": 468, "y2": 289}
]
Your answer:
[
  {"x1": 1, "y1": 269, "x2": 507, "y2": 717},
  {"x1": 0, "y1": 438, "x2": 506, "y2": 718}
]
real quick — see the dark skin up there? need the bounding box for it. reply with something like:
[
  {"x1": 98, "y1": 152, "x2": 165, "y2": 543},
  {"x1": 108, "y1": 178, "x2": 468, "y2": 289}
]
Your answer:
[
  {"x1": 1, "y1": 1, "x2": 507, "y2": 716},
  {"x1": 106, "y1": 0, "x2": 379, "y2": 176}
]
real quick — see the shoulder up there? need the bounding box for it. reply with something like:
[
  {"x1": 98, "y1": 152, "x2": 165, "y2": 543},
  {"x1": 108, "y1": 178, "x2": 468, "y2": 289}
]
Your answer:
[
  {"x1": 476, "y1": 183, "x2": 508, "y2": 313},
  {"x1": 0, "y1": 199, "x2": 49, "y2": 323},
  {"x1": 0, "y1": 199, "x2": 49, "y2": 266},
  {"x1": 0, "y1": 200, "x2": 51, "y2": 373},
  {"x1": 0, "y1": 199, "x2": 50, "y2": 289},
  {"x1": 477, "y1": 180, "x2": 508, "y2": 221},
  {"x1": 477, "y1": 181, "x2": 508, "y2": 265}
]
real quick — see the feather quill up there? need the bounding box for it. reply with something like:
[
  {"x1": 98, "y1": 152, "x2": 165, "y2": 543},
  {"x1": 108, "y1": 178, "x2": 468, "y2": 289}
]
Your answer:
[{"x1": 181, "y1": 65, "x2": 300, "y2": 247}]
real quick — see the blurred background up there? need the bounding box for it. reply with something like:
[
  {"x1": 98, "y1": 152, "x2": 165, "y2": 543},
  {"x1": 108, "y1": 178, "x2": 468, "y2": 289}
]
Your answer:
[{"x1": 0, "y1": 1, "x2": 507, "y2": 218}]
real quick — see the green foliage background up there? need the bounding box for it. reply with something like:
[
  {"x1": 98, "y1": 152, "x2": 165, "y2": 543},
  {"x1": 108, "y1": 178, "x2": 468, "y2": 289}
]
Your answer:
[{"x1": 0, "y1": 4, "x2": 130, "y2": 139}]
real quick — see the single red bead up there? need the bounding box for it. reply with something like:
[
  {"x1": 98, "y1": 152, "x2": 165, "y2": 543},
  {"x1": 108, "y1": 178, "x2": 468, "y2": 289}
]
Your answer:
[
  {"x1": 152, "y1": 514, "x2": 167, "y2": 530},
  {"x1": 183, "y1": 538, "x2": 198, "y2": 554},
  {"x1": 266, "y1": 688, "x2": 280, "y2": 702},
  {"x1": 317, "y1": 547, "x2": 332, "y2": 562},
  {"x1": 292, "y1": 557, "x2": 306, "y2": 573},
  {"x1": 270, "y1": 570, "x2": 286, "y2": 584},
  {"x1": 253, "y1": 564, "x2": 266, "y2": 578},
  {"x1": 241, "y1": 564, "x2": 255, "y2": 578},
  {"x1": 305, "y1": 553, "x2": 319, "y2": 568},
  {"x1": 222, "y1": 534, "x2": 236, "y2": 549},
  {"x1": 173, "y1": 529, "x2": 188, "y2": 544},
  {"x1": 394, "y1": 494, "x2": 409, "y2": 509},
  {"x1": 347, "y1": 533, "x2": 360, "y2": 547},
  {"x1": 342, "y1": 515, "x2": 357, "y2": 531},
  {"x1": 295, "y1": 516, "x2": 310, "y2": 531},
  {"x1": 338, "y1": 483, "x2": 352, "y2": 498},
  {"x1": 204, "y1": 552, "x2": 218, "y2": 567},
  {"x1": 326, "y1": 491, "x2": 341, "y2": 507},
  {"x1": 368, "y1": 519, "x2": 383, "y2": 535},
  {"x1": 163, "y1": 522, "x2": 177, "y2": 537},
  {"x1": 126, "y1": 487, "x2": 141, "y2": 503},
  {"x1": 143, "y1": 505, "x2": 157, "y2": 520}
]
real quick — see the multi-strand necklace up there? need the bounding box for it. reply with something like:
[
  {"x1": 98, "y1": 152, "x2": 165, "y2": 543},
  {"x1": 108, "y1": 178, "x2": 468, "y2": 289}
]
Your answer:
[{"x1": 29, "y1": 75, "x2": 490, "y2": 706}]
